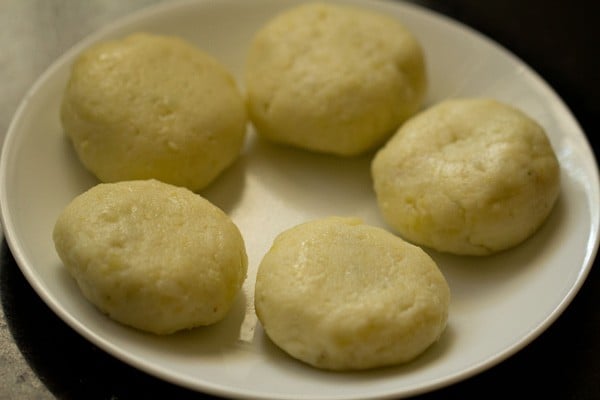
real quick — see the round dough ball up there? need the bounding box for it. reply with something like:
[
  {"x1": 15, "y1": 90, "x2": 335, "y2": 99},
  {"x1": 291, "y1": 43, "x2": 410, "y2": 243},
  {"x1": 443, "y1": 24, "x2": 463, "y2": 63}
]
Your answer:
[
  {"x1": 245, "y1": 2, "x2": 427, "y2": 156},
  {"x1": 61, "y1": 33, "x2": 247, "y2": 192},
  {"x1": 52, "y1": 179, "x2": 248, "y2": 334},
  {"x1": 372, "y1": 98, "x2": 561, "y2": 255},
  {"x1": 255, "y1": 217, "x2": 450, "y2": 370}
]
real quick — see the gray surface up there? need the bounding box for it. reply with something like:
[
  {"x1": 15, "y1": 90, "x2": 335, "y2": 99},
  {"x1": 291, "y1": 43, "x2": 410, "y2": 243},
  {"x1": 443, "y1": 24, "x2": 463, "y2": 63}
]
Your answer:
[{"x1": 0, "y1": 2, "x2": 165, "y2": 398}]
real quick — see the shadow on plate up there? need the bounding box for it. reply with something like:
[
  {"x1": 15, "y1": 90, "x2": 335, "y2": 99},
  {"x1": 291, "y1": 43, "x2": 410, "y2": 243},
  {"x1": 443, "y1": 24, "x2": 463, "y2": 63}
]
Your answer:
[
  {"x1": 50, "y1": 261, "x2": 250, "y2": 358},
  {"x1": 201, "y1": 150, "x2": 248, "y2": 214},
  {"x1": 429, "y1": 192, "x2": 567, "y2": 303},
  {"x1": 254, "y1": 318, "x2": 457, "y2": 381},
  {"x1": 244, "y1": 134, "x2": 379, "y2": 218}
]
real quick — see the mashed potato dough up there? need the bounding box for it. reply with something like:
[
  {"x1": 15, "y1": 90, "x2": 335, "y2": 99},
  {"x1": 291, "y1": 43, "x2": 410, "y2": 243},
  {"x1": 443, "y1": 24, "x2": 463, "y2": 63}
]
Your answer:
[
  {"x1": 245, "y1": 2, "x2": 427, "y2": 156},
  {"x1": 372, "y1": 98, "x2": 561, "y2": 255},
  {"x1": 53, "y1": 179, "x2": 248, "y2": 334},
  {"x1": 255, "y1": 217, "x2": 450, "y2": 370},
  {"x1": 61, "y1": 33, "x2": 247, "y2": 192}
]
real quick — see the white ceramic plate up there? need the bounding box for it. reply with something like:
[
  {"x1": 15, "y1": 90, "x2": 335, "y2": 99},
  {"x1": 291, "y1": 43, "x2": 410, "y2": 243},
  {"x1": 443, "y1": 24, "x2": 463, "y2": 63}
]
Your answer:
[{"x1": 1, "y1": 0, "x2": 599, "y2": 399}]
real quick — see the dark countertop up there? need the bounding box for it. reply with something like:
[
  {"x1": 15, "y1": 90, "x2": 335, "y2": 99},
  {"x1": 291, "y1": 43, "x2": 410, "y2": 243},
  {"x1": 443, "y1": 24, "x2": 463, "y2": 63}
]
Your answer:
[{"x1": 1, "y1": 0, "x2": 598, "y2": 399}]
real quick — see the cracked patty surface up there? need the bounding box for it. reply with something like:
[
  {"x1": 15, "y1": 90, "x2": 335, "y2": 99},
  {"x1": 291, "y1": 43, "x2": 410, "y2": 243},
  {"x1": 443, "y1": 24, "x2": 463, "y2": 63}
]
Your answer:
[
  {"x1": 244, "y1": 2, "x2": 427, "y2": 156},
  {"x1": 52, "y1": 179, "x2": 248, "y2": 334},
  {"x1": 254, "y1": 217, "x2": 450, "y2": 370},
  {"x1": 371, "y1": 98, "x2": 560, "y2": 255},
  {"x1": 61, "y1": 33, "x2": 247, "y2": 192}
]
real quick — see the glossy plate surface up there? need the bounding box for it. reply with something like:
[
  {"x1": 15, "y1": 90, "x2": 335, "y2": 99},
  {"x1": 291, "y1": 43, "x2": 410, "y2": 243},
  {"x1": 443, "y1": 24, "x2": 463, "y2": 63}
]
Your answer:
[{"x1": 1, "y1": 0, "x2": 598, "y2": 399}]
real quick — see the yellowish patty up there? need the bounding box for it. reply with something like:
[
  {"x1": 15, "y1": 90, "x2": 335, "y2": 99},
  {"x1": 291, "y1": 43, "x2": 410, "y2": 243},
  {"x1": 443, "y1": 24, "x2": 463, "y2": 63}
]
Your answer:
[
  {"x1": 61, "y1": 33, "x2": 247, "y2": 192},
  {"x1": 245, "y1": 2, "x2": 427, "y2": 156},
  {"x1": 255, "y1": 217, "x2": 450, "y2": 370},
  {"x1": 372, "y1": 98, "x2": 561, "y2": 255},
  {"x1": 53, "y1": 179, "x2": 248, "y2": 334}
]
